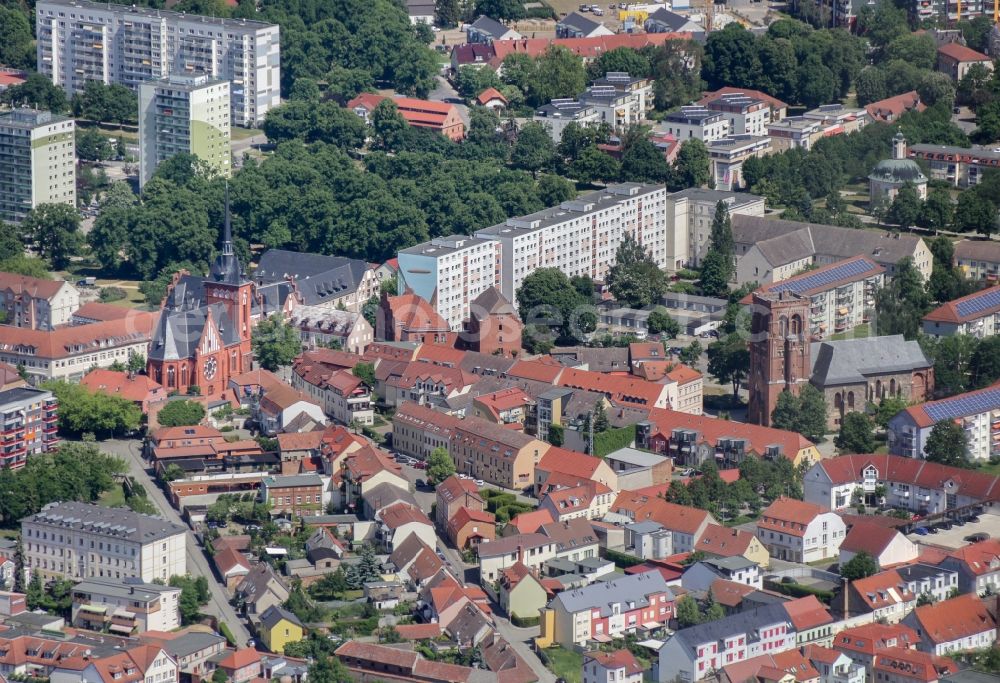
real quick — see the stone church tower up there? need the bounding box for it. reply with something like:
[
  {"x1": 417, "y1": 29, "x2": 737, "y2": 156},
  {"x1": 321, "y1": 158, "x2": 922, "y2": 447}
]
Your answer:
[{"x1": 747, "y1": 290, "x2": 812, "y2": 427}]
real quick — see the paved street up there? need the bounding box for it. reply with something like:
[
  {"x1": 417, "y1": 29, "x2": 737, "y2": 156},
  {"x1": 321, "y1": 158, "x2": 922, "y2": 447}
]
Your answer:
[
  {"x1": 429, "y1": 75, "x2": 470, "y2": 127},
  {"x1": 102, "y1": 438, "x2": 254, "y2": 647}
]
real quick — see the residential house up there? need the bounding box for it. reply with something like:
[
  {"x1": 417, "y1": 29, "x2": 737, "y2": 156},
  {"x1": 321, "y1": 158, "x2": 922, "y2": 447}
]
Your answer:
[
  {"x1": 260, "y1": 475, "x2": 325, "y2": 518},
  {"x1": 833, "y1": 623, "x2": 920, "y2": 679},
  {"x1": 467, "y1": 15, "x2": 521, "y2": 43},
  {"x1": 534, "y1": 99, "x2": 601, "y2": 141},
  {"x1": 477, "y1": 88, "x2": 508, "y2": 111},
  {"x1": 392, "y1": 401, "x2": 463, "y2": 460},
  {"x1": 534, "y1": 447, "x2": 618, "y2": 495},
  {"x1": 904, "y1": 594, "x2": 997, "y2": 655},
  {"x1": 342, "y1": 446, "x2": 408, "y2": 502},
  {"x1": 644, "y1": 7, "x2": 702, "y2": 33},
  {"x1": 70, "y1": 578, "x2": 182, "y2": 634},
  {"x1": 873, "y1": 649, "x2": 957, "y2": 683},
  {"x1": 213, "y1": 546, "x2": 252, "y2": 591},
  {"x1": 0, "y1": 272, "x2": 79, "y2": 330},
  {"x1": 804, "y1": 645, "x2": 866, "y2": 683},
  {"x1": 625, "y1": 521, "x2": 673, "y2": 560},
  {"x1": 557, "y1": 12, "x2": 613, "y2": 38},
  {"x1": 80, "y1": 369, "x2": 166, "y2": 412},
  {"x1": 923, "y1": 285, "x2": 1000, "y2": 342},
  {"x1": 378, "y1": 502, "x2": 435, "y2": 552},
  {"x1": 756, "y1": 498, "x2": 847, "y2": 563},
  {"x1": 0, "y1": 387, "x2": 59, "y2": 468},
  {"x1": 865, "y1": 91, "x2": 926, "y2": 122},
  {"x1": 783, "y1": 596, "x2": 835, "y2": 647},
  {"x1": 697, "y1": 88, "x2": 789, "y2": 122},
  {"x1": 541, "y1": 517, "x2": 600, "y2": 564},
  {"x1": 473, "y1": 387, "x2": 530, "y2": 426},
  {"x1": 704, "y1": 92, "x2": 772, "y2": 136},
  {"x1": 896, "y1": 564, "x2": 959, "y2": 605},
  {"x1": 365, "y1": 580, "x2": 404, "y2": 610},
  {"x1": 256, "y1": 383, "x2": 327, "y2": 436},
  {"x1": 48, "y1": 645, "x2": 178, "y2": 683},
  {"x1": 695, "y1": 524, "x2": 771, "y2": 569},
  {"x1": 539, "y1": 571, "x2": 675, "y2": 647},
  {"x1": 499, "y1": 562, "x2": 552, "y2": 622},
  {"x1": 682, "y1": 556, "x2": 762, "y2": 592},
  {"x1": 954, "y1": 239, "x2": 1000, "y2": 280},
  {"x1": 450, "y1": 416, "x2": 550, "y2": 491},
  {"x1": 609, "y1": 490, "x2": 717, "y2": 552},
  {"x1": 258, "y1": 605, "x2": 304, "y2": 654},
  {"x1": 603, "y1": 447, "x2": 673, "y2": 491},
  {"x1": 236, "y1": 563, "x2": 290, "y2": 619},
  {"x1": 478, "y1": 533, "x2": 557, "y2": 583},
  {"x1": 390, "y1": 536, "x2": 445, "y2": 589},
  {"x1": 212, "y1": 648, "x2": 263, "y2": 683},
  {"x1": 937, "y1": 43, "x2": 993, "y2": 80},
  {"x1": 448, "y1": 507, "x2": 496, "y2": 550},
  {"x1": 844, "y1": 570, "x2": 917, "y2": 623},
  {"x1": 910, "y1": 145, "x2": 1000, "y2": 189},
  {"x1": 583, "y1": 650, "x2": 644, "y2": 683},
  {"x1": 838, "y1": 521, "x2": 918, "y2": 569},
  {"x1": 661, "y1": 106, "x2": 730, "y2": 142},
  {"x1": 656, "y1": 603, "x2": 797, "y2": 683},
  {"x1": 348, "y1": 94, "x2": 466, "y2": 141},
  {"x1": 289, "y1": 305, "x2": 373, "y2": 354},
  {"x1": 940, "y1": 539, "x2": 1000, "y2": 595},
  {"x1": 803, "y1": 454, "x2": 1000, "y2": 515},
  {"x1": 290, "y1": 350, "x2": 374, "y2": 426},
  {"x1": 539, "y1": 480, "x2": 615, "y2": 523},
  {"x1": 707, "y1": 134, "x2": 772, "y2": 191},
  {"x1": 436, "y1": 475, "x2": 486, "y2": 530}
]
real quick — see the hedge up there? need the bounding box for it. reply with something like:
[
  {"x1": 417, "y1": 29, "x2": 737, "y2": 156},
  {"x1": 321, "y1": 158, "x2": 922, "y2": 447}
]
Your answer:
[
  {"x1": 763, "y1": 579, "x2": 834, "y2": 604},
  {"x1": 219, "y1": 622, "x2": 236, "y2": 646},
  {"x1": 604, "y1": 548, "x2": 643, "y2": 568},
  {"x1": 512, "y1": 614, "x2": 540, "y2": 627},
  {"x1": 593, "y1": 425, "x2": 635, "y2": 457}
]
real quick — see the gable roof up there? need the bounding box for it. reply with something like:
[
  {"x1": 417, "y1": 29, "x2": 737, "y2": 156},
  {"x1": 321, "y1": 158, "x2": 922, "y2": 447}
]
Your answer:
[
  {"x1": 811, "y1": 455, "x2": 1000, "y2": 501},
  {"x1": 507, "y1": 508, "x2": 555, "y2": 534},
  {"x1": 938, "y1": 42, "x2": 990, "y2": 62},
  {"x1": 81, "y1": 369, "x2": 163, "y2": 403},
  {"x1": 469, "y1": 14, "x2": 514, "y2": 38},
  {"x1": 850, "y1": 569, "x2": 915, "y2": 611},
  {"x1": 553, "y1": 571, "x2": 673, "y2": 616},
  {"x1": 537, "y1": 447, "x2": 606, "y2": 480},
  {"x1": 381, "y1": 502, "x2": 433, "y2": 530},
  {"x1": 645, "y1": 407, "x2": 814, "y2": 461},
  {"x1": 584, "y1": 650, "x2": 643, "y2": 675},
  {"x1": 610, "y1": 491, "x2": 713, "y2": 535},
  {"x1": 834, "y1": 622, "x2": 919, "y2": 655},
  {"x1": 260, "y1": 604, "x2": 304, "y2": 630},
  {"x1": 696, "y1": 524, "x2": 757, "y2": 557},
  {"x1": 945, "y1": 538, "x2": 1000, "y2": 575},
  {"x1": 758, "y1": 497, "x2": 829, "y2": 536},
  {"x1": 558, "y1": 11, "x2": 604, "y2": 34},
  {"x1": 874, "y1": 648, "x2": 957, "y2": 683},
  {"x1": 0, "y1": 310, "x2": 158, "y2": 361},
  {"x1": 865, "y1": 91, "x2": 925, "y2": 121},
  {"x1": 782, "y1": 595, "x2": 833, "y2": 631},
  {"x1": 670, "y1": 603, "x2": 791, "y2": 650},
  {"x1": 924, "y1": 285, "x2": 1000, "y2": 325},
  {"x1": 0, "y1": 272, "x2": 67, "y2": 299},
  {"x1": 840, "y1": 521, "x2": 906, "y2": 558},
  {"x1": 811, "y1": 336, "x2": 931, "y2": 386},
  {"x1": 910, "y1": 594, "x2": 996, "y2": 645}
]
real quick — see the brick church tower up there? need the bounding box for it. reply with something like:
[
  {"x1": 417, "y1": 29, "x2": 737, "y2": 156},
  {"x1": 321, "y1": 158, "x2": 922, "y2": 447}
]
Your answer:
[{"x1": 747, "y1": 291, "x2": 812, "y2": 426}]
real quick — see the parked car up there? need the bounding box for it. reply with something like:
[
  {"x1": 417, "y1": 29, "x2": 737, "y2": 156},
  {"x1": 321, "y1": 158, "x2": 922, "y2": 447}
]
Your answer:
[
  {"x1": 413, "y1": 460, "x2": 427, "y2": 470},
  {"x1": 965, "y1": 532, "x2": 990, "y2": 543},
  {"x1": 592, "y1": 8, "x2": 603, "y2": 14},
  {"x1": 928, "y1": 526, "x2": 939, "y2": 534},
  {"x1": 579, "y1": 3, "x2": 590, "y2": 9},
  {"x1": 938, "y1": 521, "x2": 953, "y2": 530},
  {"x1": 914, "y1": 526, "x2": 929, "y2": 536},
  {"x1": 474, "y1": 479, "x2": 485, "y2": 487}
]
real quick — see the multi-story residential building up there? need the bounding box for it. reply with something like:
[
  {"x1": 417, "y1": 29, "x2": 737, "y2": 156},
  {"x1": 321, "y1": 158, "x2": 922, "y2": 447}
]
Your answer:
[
  {"x1": 922, "y1": 285, "x2": 1000, "y2": 338},
  {"x1": 0, "y1": 386, "x2": 59, "y2": 469},
  {"x1": 745, "y1": 257, "x2": 885, "y2": 339},
  {"x1": 288, "y1": 306, "x2": 373, "y2": 354},
  {"x1": 534, "y1": 99, "x2": 601, "y2": 141},
  {"x1": 450, "y1": 416, "x2": 550, "y2": 491},
  {"x1": 756, "y1": 497, "x2": 846, "y2": 563},
  {"x1": 698, "y1": 87, "x2": 789, "y2": 122},
  {"x1": 804, "y1": 453, "x2": 1000, "y2": 514},
  {"x1": 435, "y1": 474, "x2": 486, "y2": 531},
  {"x1": 535, "y1": 446, "x2": 618, "y2": 494},
  {"x1": 0, "y1": 108, "x2": 75, "y2": 224},
  {"x1": 908, "y1": 144, "x2": 1000, "y2": 188},
  {"x1": 347, "y1": 93, "x2": 466, "y2": 141},
  {"x1": 732, "y1": 214, "x2": 933, "y2": 282},
  {"x1": 397, "y1": 236, "x2": 502, "y2": 330},
  {"x1": 904, "y1": 593, "x2": 997, "y2": 655},
  {"x1": 768, "y1": 116, "x2": 825, "y2": 152},
  {"x1": 704, "y1": 93, "x2": 771, "y2": 136},
  {"x1": 556, "y1": 12, "x2": 614, "y2": 39},
  {"x1": 0, "y1": 273, "x2": 79, "y2": 331},
  {"x1": 694, "y1": 524, "x2": 770, "y2": 569},
  {"x1": 834, "y1": 623, "x2": 921, "y2": 679},
  {"x1": 939, "y1": 539, "x2": 1000, "y2": 595},
  {"x1": 954, "y1": 239, "x2": 1000, "y2": 281},
  {"x1": 938, "y1": 43, "x2": 993, "y2": 81},
  {"x1": 845, "y1": 570, "x2": 917, "y2": 623},
  {"x1": 539, "y1": 571, "x2": 675, "y2": 647},
  {"x1": 803, "y1": 104, "x2": 870, "y2": 132},
  {"x1": 291, "y1": 351, "x2": 374, "y2": 427},
  {"x1": 807, "y1": 645, "x2": 867, "y2": 683},
  {"x1": 377, "y1": 502, "x2": 435, "y2": 552},
  {"x1": 576, "y1": 72, "x2": 652, "y2": 131},
  {"x1": 838, "y1": 521, "x2": 917, "y2": 569},
  {"x1": 138, "y1": 74, "x2": 230, "y2": 188},
  {"x1": 583, "y1": 650, "x2": 644, "y2": 683},
  {"x1": 21, "y1": 501, "x2": 187, "y2": 583},
  {"x1": 391, "y1": 401, "x2": 462, "y2": 460},
  {"x1": 661, "y1": 106, "x2": 730, "y2": 143},
  {"x1": 663, "y1": 188, "x2": 766, "y2": 270},
  {"x1": 35, "y1": 0, "x2": 280, "y2": 126},
  {"x1": 610, "y1": 491, "x2": 717, "y2": 553},
  {"x1": 254, "y1": 249, "x2": 380, "y2": 315},
  {"x1": 888, "y1": 385, "x2": 1000, "y2": 462},
  {"x1": 465, "y1": 287, "x2": 522, "y2": 357},
  {"x1": 873, "y1": 649, "x2": 956, "y2": 683},
  {"x1": 657, "y1": 603, "x2": 797, "y2": 682},
  {"x1": 474, "y1": 183, "x2": 668, "y2": 305},
  {"x1": 260, "y1": 474, "x2": 324, "y2": 517},
  {"x1": 895, "y1": 564, "x2": 959, "y2": 605},
  {"x1": 478, "y1": 533, "x2": 556, "y2": 582},
  {"x1": 71, "y1": 577, "x2": 182, "y2": 633},
  {"x1": 707, "y1": 134, "x2": 772, "y2": 191}
]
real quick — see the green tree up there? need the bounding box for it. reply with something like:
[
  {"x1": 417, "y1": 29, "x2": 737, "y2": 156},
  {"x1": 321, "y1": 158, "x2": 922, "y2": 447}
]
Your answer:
[
  {"x1": 427, "y1": 446, "x2": 456, "y2": 484},
  {"x1": 252, "y1": 315, "x2": 302, "y2": 371},
  {"x1": 954, "y1": 190, "x2": 997, "y2": 237},
  {"x1": 675, "y1": 595, "x2": 701, "y2": 627},
  {"x1": 0, "y1": 6, "x2": 34, "y2": 69},
  {"x1": 370, "y1": 100, "x2": 409, "y2": 152},
  {"x1": 0, "y1": 256, "x2": 51, "y2": 279},
  {"x1": 647, "y1": 309, "x2": 681, "y2": 338},
  {"x1": 703, "y1": 591, "x2": 725, "y2": 622},
  {"x1": 798, "y1": 385, "x2": 828, "y2": 443},
  {"x1": 169, "y1": 575, "x2": 211, "y2": 625},
  {"x1": 73, "y1": 81, "x2": 139, "y2": 125},
  {"x1": 1, "y1": 73, "x2": 69, "y2": 113},
  {"x1": 875, "y1": 257, "x2": 931, "y2": 339},
  {"x1": 771, "y1": 390, "x2": 801, "y2": 433},
  {"x1": 454, "y1": 65, "x2": 502, "y2": 100},
  {"x1": 924, "y1": 419, "x2": 970, "y2": 467},
  {"x1": 884, "y1": 33, "x2": 937, "y2": 70},
  {"x1": 352, "y1": 362, "x2": 376, "y2": 388},
  {"x1": 326, "y1": 66, "x2": 375, "y2": 102},
  {"x1": 474, "y1": 0, "x2": 524, "y2": 20},
  {"x1": 620, "y1": 131, "x2": 670, "y2": 183},
  {"x1": 547, "y1": 423, "x2": 564, "y2": 446},
  {"x1": 855, "y1": 66, "x2": 888, "y2": 106},
  {"x1": 922, "y1": 334, "x2": 977, "y2": 397},
  {"x1": 511, "y1": 122, "x2": 556, "y2": 177},
  {"x1": 918, "y1": 188, "x2": 955, "y2": 232},
  {"x1": 435, "y1": 0, "x2": 460, "y2": 26},
  {"x1": 42, "y1": 380, "x2": 142, "y2": 438},
  {"x1": 700, "y1": 202, "x2": 735, "y2": 297},
  {"x1": 840, "y1": 551, "x2": 879, "y2": 581},
  {"x1": 679, "y1": 340, "x2": 702, "y2": 364},
  {"x1": 592, "y1": 402, "x2": 610, "y2": 433},
  {"x1": 886, "y1": 183, "x2": 922, "y2": 230},
  {"x1": 212, "y1": 668, "x2": 230, "y2": 683},
  {"x1": 835, "y1": 412, "x2": 877, "y2": 454},
  {"x1": 707, "y1": 333, "x2": 749, "y2": 399},
  {"x1": 516, "y1": 268, "x2": 593, "y2": 342},
  {"x1": 26, "y1": 573, "x2": 44, "y2": 610},
  {"x1": 76, "y1": 127, "x2": 114, "y2": 162},
  {"x1": 158, "y1": 400, "x2": 206, "y2": 427},
  {"x1": 606, "y1": 233, "x2": 669, "y2": 308},
  {"x1": 570, "y1": 146, "x2": 621, "y2": 184},
  {"x1": 22, "y1": 203, "x2": 83, "y2": 270},
  {"x1": 263, "y1": 100, "x2": 367, "y2": 148},
  {"x1": 672, "y1": 139, "x2": 710, "y2": 189},
  {"x1": 969, "y1": 336, "x2": 1000, "y2": 388},
  {"x1": 873, "y1": 395, "x2": 909, "y2": 429}
]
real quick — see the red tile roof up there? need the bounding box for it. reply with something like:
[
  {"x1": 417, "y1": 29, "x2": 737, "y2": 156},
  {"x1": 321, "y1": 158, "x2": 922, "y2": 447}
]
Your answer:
[
  {"x1": 782, "y1": 595, "x2": 833, "y2": 631},
  {"x1": 214, "y1": 546, "x2": 251, "y2": 576},
  {"x1": 710, "y1": 578, "x2": 755, "y2": 607},
  {"x1": 557, "y1": 367, "x2": 667, "y2": 408},
  {"x1": 583, "y1": 650, "x2": 643, "y2": 675},
  {"x1": 814, "y1": 454, "x2": 1000, "y2": 500},
  {"x1": 347, "y1": 94, "x2": 460, "y2": 130},
  {"x1": 475, "y1": 387, "x2": 530, "y2": 420},
  {"x1": 834, "y1": 623, "x2": 919, "y2": 656},
  {"x1": 0, "y1": 272, "x2": 67, "y2": 299},
  {"x1": 610, "y1": 491, "x2": 712, "y2": 535},
  {"x1": 938, "y1": 42, "x2": 991, "y2": 62},
  {"x1": 945, "y1": 538, "x2": 1000, "y2": 575},
  {"x1": 81, "y1": 369, "x2": 164, "y2": 404},
  {"x1": 771, "y1": 649, "x2": 822, "y2": 683},
  {"x1": 873, "y1": 648, "x2": 956, "y2": 683},
  {"x1": 840, "y1": 521, "x2": 906, "y2": 560},
  {"x1": 276, "y1": 430, "x2": 324, "y2": 453},
  {"x1": 448, "y1": 506, "x2": 496, "y2": 537},
  {"x1": 850, "y1": 569, "x2": 916, "y2": 611},
  {"x1": 380, "y1": 502, "x2": 432, "y2": 530},
  {"x1": 924, "y1": 285, "x2": 1000, "y2": 324},
  {"x1": 911, "y1": 593, "x2": 996, "y2": 645},
  {"x1": 507, "y1": 508, "x2": 555, "y2": 534},
  {"x1": 0, "y1": 311, "x2": 157, "y2": 360},
  {"x1": 507, "y1": 359, "x2": 563, "y2": 383},
  {"x1": 73, "y1": 301, "x2": 134, "y2": 322},
  {"x1": 645, "y1": 407, "x2": 814, "y2": 461},
  {"x1": 394, "y1": 623, "x2": 443, "y2": 640},
  {"x1": 537, "y1": 447, "x2": 606, "y2": 481},
  {"x1": 218, "y1": 648, "x2": 263, "y2": 671},
  {"x1": 865, "y1": 91, "x2": 926, "y2": 121},
  {"x1": 695, "y1": 524, "x2": 757, "y2": 558},
  {"x1": 477, "y1": 88, "x2": 508, "y2": 106},
  {"x1": 758, "y1": 497, "x2": 829, "y2": 537}
]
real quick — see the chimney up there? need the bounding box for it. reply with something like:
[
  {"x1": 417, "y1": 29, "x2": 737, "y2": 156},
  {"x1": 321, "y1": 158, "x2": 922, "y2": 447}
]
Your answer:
[
  {"x1": 518, "y1": 544, "x2": 525, "y2": 565},
  {"x1": 842, "y1": 578, "x2": 850, "y2": 618}
]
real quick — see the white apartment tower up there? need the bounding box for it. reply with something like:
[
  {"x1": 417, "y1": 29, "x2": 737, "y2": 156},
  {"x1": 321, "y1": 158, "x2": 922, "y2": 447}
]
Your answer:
[
  {"x1": 0, "y1": 108, "x2": 75, "y2": 224},
  {"x1": 139, "y1": 73, "x2": 231, "y2": 187},
  {"x1": 474, "y1": 183, "x2": 668, "y2": 306},
  {"x1": 397, "y1": 235, "x2": 502, "y2": 330},
  {"x1": 35, "y1": 0, "x2": 280, "y2": 126}
]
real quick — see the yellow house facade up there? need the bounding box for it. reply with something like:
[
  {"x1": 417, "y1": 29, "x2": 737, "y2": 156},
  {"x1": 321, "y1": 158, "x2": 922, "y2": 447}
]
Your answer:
[{"x1": 259, "y1": 605, "x2": 304, "y2": 654}]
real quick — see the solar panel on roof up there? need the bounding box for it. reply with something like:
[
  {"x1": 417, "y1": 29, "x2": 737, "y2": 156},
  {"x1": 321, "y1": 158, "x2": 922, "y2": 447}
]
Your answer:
[
  {"x1": 954, "y1": 288, "x2": 1000, "y2": 319},
  {"x1": 770, "y1": 258, "x2": 876, "y2": 295},
  {"x1": 923, "y1": 387, "x2": 1000, "y2": 422}
]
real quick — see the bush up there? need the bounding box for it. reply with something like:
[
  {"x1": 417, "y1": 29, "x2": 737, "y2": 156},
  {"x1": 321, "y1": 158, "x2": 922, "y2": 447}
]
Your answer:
[
  {"x1": 98, "y1": 286, "x2": 126, "y2": 302},
  {"x1": 220, "y1": 425, "x2": 234, "y2": 433},
  {"x1": 676, "y1": 268, "x2": 701, "y2": 280},
  {"x1": 219, "y1": 622, "x2": 236, "y2": 646},
  {"x1": 511, "y1": 614, "x2": 540, "y2": 627},
  {"x1": 593, "y1": 425, "x2": 635, "y2": 457},
  {"x1": 604, "y1": 548, "x2": 644, "y2": 568}
]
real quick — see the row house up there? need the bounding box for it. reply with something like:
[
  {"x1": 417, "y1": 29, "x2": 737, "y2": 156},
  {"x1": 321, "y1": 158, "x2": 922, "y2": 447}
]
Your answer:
[
  {"x1": 803, "y1": 454, "x2": 1000, "y2": 514},
  {"x1": 435, "y1": 475, "x2": 487, "y2": 530},
  {"x1": 538, "y1": 480, "x2": 615, "y2": 522},
  {"x1": 291, "y1": 351, "x2": 374, "y2": 426},
  {"x1": 657, "y1": 603, "x2": 797, "y2": 682},
  {"x1": 384, "y1": 362, "x2": 477, "y2": 410},
  {"x1": 478, "y1": 533, "x2": 557, "y2": 583},
  {"x1": 756, "y1": 497, "x2": 846, "y2": 564},
  {"x1": 539, "y1": 571, "x2": 675, "y2": 647},
  {"x1": 391, "y1": 401, "x2": 462, "y2": 461},
  {"x1": 845, "y1": 570, "x2": 917, "y2": 623},
  {"x1": 903, "y1": 594, "x2": 997, "y2": 656},
  {"x1": 449, "y1": 415, "x2": 550, "y2": 491},
  {"x1": 535, "y1": 447, "x2": 618, "y2": 495},
  {"x1": 834, "y1": 623, "x2": 920, "y2": 680},
  {"x1": 873, "y1": 649, "x2": 956, "y2": 683},
  {"x1": 288, "y1": 305, "x2": 373, "y2": 354},
  {"x1": 895, "y1": 564, "x2": 959, "y2": 605},
  {"x1": 908, "y1": 143, "x2": 1000, "y2": 188},
  {"x1": 260, "y1": 475, "x2": 325, "y2": 518}
]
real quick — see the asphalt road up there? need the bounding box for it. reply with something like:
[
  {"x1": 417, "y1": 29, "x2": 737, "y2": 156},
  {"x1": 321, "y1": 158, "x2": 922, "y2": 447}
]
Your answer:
[
  {"x1": 429, "y1": 75, "x2": 471, "y2": 127},
  {"x1": 102, "y1": 438, "x2": 254, "y2": 647}
]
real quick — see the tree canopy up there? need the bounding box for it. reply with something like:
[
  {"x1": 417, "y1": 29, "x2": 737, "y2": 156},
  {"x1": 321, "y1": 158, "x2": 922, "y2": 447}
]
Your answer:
[
  {"x1": 606, "y1": 233, "x2": 668, "y2": 309},
  {"x1": 924, "y1": 419, "x2": 970, "y2": 468},
  {"x1": 42, "y1": 380, "x2": 142, "y2": 439},
  {"x1": 158, "y1": 400, "x2": 206, "y2": 427},
  {"x1": 252, "y1": 315, "x2": 302, "y2": 371}
]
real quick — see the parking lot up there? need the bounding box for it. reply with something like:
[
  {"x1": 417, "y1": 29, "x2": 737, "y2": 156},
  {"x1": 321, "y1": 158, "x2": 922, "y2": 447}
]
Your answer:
[{"x1": 908, "y1": 512, "x2": 1000, "y2": 550}]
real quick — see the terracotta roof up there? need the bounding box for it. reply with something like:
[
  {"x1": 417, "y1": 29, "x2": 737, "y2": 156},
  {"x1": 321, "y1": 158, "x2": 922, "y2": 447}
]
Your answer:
[
  {"x1": 394, "y1": 623, "x2": 443, "y2": 640},
  {"x1": 385, "y1": 291, "x2": 451, "y2": 332},
  {"x1": 645, "y1": 407, "x2": 815, "y2": 461},
  {"x1": 583, "y1": 650, "x2": 643, "y2": 675},
  {"x1": 394, "y1": 401, "x2": 463, "y2": 437},
  {"x1": 499, "y1": 561, "x2": 536, "y2": 590},
  {"x1": 850, "y1": 569, "x2": 916, "y2": 611},
  {"x1": 557, "y1": 367, "x2": 667, "y2": 408},
  {"x1": 834, "y1": 623, "x2": 920, "y2": 655},
  {"x1": 347, "y1": 94, "x2": 460, "y2": 129},
  {"x1": 695, "y1": 524, "x2": 756, "y2": 557},
  {"x1": 507, "y1": 360, "x2": 563, "y2": 383},
  {"x1": 81, "y1": 369, "x2": 163, "y2": 403},
  {"x1": 477, "y1": 88, "x2": 508, "y2": 106},
  {"x1": 344, "y1": 446, "x2": 402, "y2": 481},
  {"x1": 813, "y1": 454, "x2": 1000, "y2": 500},
  {"x1": 452, "y1": 415, "x2": 543, "y2": 454},
  {"x1": 911, "y1": 593, "x2": 996, "y2": 645},
  {"x1": 475, "y1": 387, "x2": 530, "y2": 420},
  {"x1": 389, "y1": 536, "x2": 444, "y2": 582},
  {"x1": 335, "y1": 640, "x2": 419, "y2": 669},
  {"x1": 782, "y1": 595, "x2": 833, "y2": 631},
  {"x1": 218, "y1": 648, "x2": 262, "y2": 671},
  {"x1": 150, "y1": 424, "x2": 222, "y2": 443},
  {"x1": 938, "y1": 42, "x2": 991, "y2": 62},
  {"x1": 0, "y1": 311, "x2": 157, "y2": 360},
  {"x1": 258, "y1": 381, "x2": 321, "y2": 413},
  {"x1": 448, "y1": 506, "x2": 495, "y2": 536},
  {"x1": 709, "y1": 578, "x2": 755, "y2": 607},
  {"x1": 380, "y1": 502, "x2": 432, "y2": 530},
  {"x1": 507, "y1": 508, "x2": 555, "y2": 534},
  {"x1": 537, "y1": 447, "x2": 606, "y2": 480},
  {"x1": 543, "y1": 481, "x2": 610, "y2": 515},
  {"x1": 477, "y1": 533, "x2": 552, "y2": 559},
  {"x1": 0, "y1": 272, "x2": 66, "y2": 299},
  {"x1": 610, "y1": 491, "x2": 712, "y2": 535},
  {"x1": 72, "y1": 301, "x2": 134, "y2": 321},
  {"x1": 665, "y1": 364, "x2": 702, "y2": 386},
  {"x1": 865, "y1": 91, "x2": 926, "y2": 121},
  {"x1": 415, "y1": 344, "x2": 467, "y2": 365},
  {"x1": 391, "y1": 362, "x2": 476, "y2": 393},
  {"x1": 438, "y1": 475, "x2": 483, "y2": 506},
  {"x1": 945, "y1": 538, "x2": 1000, "y2": 575},
  {"x1": 873, "y1": 648, "x2": 956, "y2": 683},
  {"x1": 803, "y1": 645, "x2": 845, "y2": 666},
  {"x1": 214, "y1": 546, "x2": 251, "y2": 576},
  {"x1": 276, "y1": 431, "x2": 324, "y2": 453},
  {"x1": 840, "y1": 521, "x2": 905, "y2": 559},
  {"x1": 698, "y1": 86, "x2": 789, "y2": 111},
  {"x1": 924, "y1": 285, "x2": 1000, "y2": 325},
  {"x1": 758, "y1": 497, "x2": 830, "y2": 537},
  {"x1": 771, "y1": 649, "x2": 822, "y2": 683}
]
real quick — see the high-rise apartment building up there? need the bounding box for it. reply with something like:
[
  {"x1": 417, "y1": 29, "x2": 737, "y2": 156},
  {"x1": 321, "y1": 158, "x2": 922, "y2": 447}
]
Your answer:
[
  {"x1": 35, "y1": 0, "x2": 279, "y2": 126},
  {"x1": 139, "y1": 73, "x2": 230, "y2": 187},
  {"x1": 0, "y1": 108, "x2": 75, "y2": 224},
  {"x1": 0, "y1": 387, "x2": 59, "y2": 470}
]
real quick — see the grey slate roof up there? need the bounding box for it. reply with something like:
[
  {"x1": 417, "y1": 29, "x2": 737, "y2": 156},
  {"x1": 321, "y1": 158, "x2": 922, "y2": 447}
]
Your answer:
[
  {"x1": 645, "y1": 7, "x2": 696, "y2": 31},
  {"x1": 605, "y1": 447, "x2": 668, "y2": 469},
  {"x1": 551, "y1": 570, "x2": 673, "y2": 618},
  {"x1": 73, "y1": 578, "x2": 180, "y2": 604},
  {"x1": 163, "y1": 631, "x2": 227, "y2": 659},
  {"x1": 869, "y1": 159, "x2": 927, "y2": 185},
  {"x1": 260, "y1": 604, "x2": 304, "y2": 630},
  {"x1": 471, "y1": 287, "x2": 515, "y2": 317},
  {"x1": 469, "y1": 15, "x2": 513, "y2": 39},
  {"x1": 559, "y1": 11, "x2": 603, "y2": 35},
  {"x1": 254, "y1": 249, "x2": 371, "y2": 306},
  {"x1": 810, "y1": 335, "x2": 931, "y2": 387},
  {"x1": 25, "y1": 501, "x2": 185, "y2": 544},
  {"x1": 664, "y1": 602, "x2": 791, "y2": 651},
  {"x1": 148, "y1": 272, "x2": 242, "y2": 362}
]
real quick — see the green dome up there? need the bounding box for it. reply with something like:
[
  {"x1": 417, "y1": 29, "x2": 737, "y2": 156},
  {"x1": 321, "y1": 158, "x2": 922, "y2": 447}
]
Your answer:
[{"x1": 868, "y1": 159, "x2": 927, "y2": 185}]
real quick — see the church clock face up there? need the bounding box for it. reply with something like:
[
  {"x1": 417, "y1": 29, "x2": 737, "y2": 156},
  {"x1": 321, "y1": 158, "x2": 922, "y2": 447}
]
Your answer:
[{"x1": 203, "y1": 357, "x2": 218, "y2": 381}]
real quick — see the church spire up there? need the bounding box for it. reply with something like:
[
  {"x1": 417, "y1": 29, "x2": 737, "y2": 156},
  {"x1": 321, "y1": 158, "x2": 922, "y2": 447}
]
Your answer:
[
  {"x1": 209, "y1": 181, "x2": 244, "y2": 284},
  {"x1": 221, "y1": 181, "x2": 234, "y2": 257}
]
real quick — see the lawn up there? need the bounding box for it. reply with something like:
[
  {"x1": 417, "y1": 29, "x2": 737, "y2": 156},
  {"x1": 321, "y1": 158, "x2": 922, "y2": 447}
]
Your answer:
[
  {"x1": 828, "y1": 323, "x2": 871, "y2": 341},
  {"x1": 232, "y1": 126, "x2": 260, "y2": 141},
  {"x1": 98, "y1": 484, "x2": 126, "y2": 508},
  {"x1": 543, "y1": 647, "x2": 583, "y2": 683}
]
